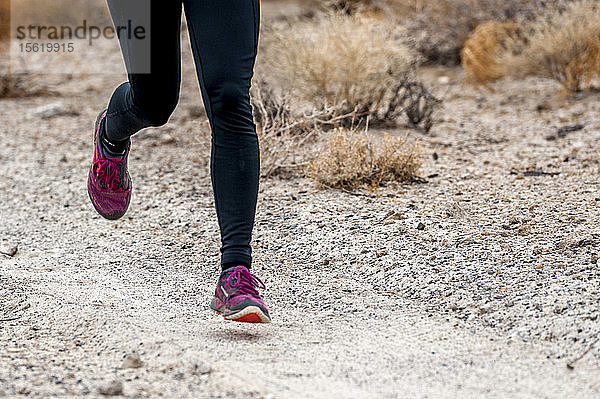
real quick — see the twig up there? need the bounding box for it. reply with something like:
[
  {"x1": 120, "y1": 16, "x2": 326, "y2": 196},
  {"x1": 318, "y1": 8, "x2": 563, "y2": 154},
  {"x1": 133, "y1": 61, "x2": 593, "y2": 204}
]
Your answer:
[
  {"x1": 340, "y1": 189, "x2": 403, "y2": 199},
  {"x1": 0, "y1": 316, "x2": 22, "y2": 322},
  {"x1": 567, "y1": 334, "x2": 600, "y2": 369}
]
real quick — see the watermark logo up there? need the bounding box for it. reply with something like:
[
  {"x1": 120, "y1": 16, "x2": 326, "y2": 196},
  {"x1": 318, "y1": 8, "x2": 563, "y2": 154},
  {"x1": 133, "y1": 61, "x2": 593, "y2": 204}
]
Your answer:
[
  {"x1": 15, "y1": 19, "x2": 146, "y2": 46},
  {"x1": 5, "y1": 0, "x2": 151, "y2": 75}
]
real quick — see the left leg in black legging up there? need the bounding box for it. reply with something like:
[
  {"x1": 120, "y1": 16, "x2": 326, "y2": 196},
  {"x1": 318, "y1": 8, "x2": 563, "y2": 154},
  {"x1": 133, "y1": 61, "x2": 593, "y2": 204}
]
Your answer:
[
  {"x1": 105, "y1": 0, "x2": 182, "y2": 141},
  {"x1": 183, "y1": 0, "x2": 260, "y2": 270}
]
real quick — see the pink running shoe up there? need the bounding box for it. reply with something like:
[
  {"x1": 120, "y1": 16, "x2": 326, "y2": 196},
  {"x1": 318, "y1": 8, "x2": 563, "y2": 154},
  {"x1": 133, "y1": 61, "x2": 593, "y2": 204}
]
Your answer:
[
  {"x1": 87, "y1": 109, "x2": 132, "y2": 220},
  {"x1": 210, "y1": 266, "x2": 271, "y2": 323}
]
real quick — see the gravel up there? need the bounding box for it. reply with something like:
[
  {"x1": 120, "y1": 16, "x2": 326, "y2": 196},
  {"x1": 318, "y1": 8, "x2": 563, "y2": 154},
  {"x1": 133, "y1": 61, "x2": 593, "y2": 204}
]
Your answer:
[{"x1": 1, "y1": 19, "x2": 600, "y2": 399}]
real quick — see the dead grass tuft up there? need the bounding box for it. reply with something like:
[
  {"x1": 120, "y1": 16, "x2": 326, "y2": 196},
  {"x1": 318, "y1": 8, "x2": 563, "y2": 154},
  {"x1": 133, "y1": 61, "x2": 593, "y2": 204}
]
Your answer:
[
  {"x1": 264, "y1": 15, "x2": 439, "y2": 130},
  {"x1": 507, "y1": 1, "x2": 600, "y2": 93},
  {"x1": 0, "y1": 0, "x2": 9, "y2": 53},
  {"x1": 314, "y1": 0, "x2": 568, "y2": 65},
  {"x1": 463, "y1": 1, "x2": 600, "y2": 93},
  {"x1": 461, "y1": 21, "x2": 525, "y2": 89},
  {"x1": 0, "y1": 74, "x2": 51, "y2": 98},
  {"x1": 308, "y1": 127, "x2": 422, "y2": 189},
  {"x1": 251, "y1": 80, "x2": 352, "y2": 177}
]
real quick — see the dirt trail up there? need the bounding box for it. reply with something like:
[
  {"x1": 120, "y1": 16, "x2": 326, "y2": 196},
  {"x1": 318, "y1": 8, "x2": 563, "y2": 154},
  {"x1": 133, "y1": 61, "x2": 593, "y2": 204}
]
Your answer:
[{"x1": 2, "y1": 8, "x2": 600, "y2": 397}]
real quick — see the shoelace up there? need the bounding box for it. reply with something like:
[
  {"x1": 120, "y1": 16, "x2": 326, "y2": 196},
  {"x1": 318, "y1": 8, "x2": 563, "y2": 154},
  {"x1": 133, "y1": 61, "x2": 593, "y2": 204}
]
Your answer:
[
  {"x1": 226, "y1": 265, "x2": 266, "y2": 297},
  {"x1": 94, "y1": 158, "x2": 122, "y2": 191}
]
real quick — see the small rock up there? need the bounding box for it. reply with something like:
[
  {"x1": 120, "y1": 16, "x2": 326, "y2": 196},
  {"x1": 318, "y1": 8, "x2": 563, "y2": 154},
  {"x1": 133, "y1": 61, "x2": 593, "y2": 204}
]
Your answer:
[
  {"x1": 417, "y1": 222, "x2": 425, "y2": 230},
  {"x1": 191, "y1": 360, "x2": 212, "y2": 375},
  {"x1": 479, "y1": 303, "x2": 492, "y2": 314},
  {"x1": 161, "y1": 134, "x2": 176, "y2": 144},
  {"x1": 554, "y1": 305, "x2": 565, "y2": 314},
  {"x1": 121, "y1": 353, "x2": 143, "y2": 369},
  {"x1": 187, "y1": 105, "x2": 206, "y2": 118},
  {"x1": 376, "y1": 250, "x2": 388, "y2": 258},
  {"x1": 438, "y1": 76, "x2": 450, "y2": 85},
  {"x1": 0, "y1": 244, "x2": 18, "y2": 257},
  {"x1": 33, "y1": 102, "x2": 75, "y2": 119},
  {"x1": 445, "y1": 202, "x2": 466, "y2": 218},
  {"x1": 536, "y1": 101, "x2": 551, "y2": 112},
  {"x1": 98, "y1": 380, "x2": 123, "y2": 396}
]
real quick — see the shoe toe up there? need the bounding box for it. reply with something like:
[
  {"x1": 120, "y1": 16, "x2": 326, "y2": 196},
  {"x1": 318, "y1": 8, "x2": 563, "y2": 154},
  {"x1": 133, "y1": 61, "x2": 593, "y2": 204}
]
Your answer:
[{"x1": 87, "y1": 179, "x2": 131, "y2": 220}]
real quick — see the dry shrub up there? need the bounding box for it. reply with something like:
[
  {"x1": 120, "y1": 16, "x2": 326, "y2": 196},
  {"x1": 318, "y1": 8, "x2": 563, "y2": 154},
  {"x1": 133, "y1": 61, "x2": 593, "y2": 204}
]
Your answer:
[
  {"x1": 462, "y1": 21, "x2": 524, "y2": 88},
  {"x1": 308, "y1": 127, "x2": 422, "y2": 189},
  {"x1": 251, "y1": 80, "x2": 352, "y2": 177},
  {"x1": 315, "y1": 0, "x2": 396, "y2": 18},
  {"x1": 317, "y1": 0, "x2": 378, "y2": 14},
  {"x1": 403, "y1": 0, "x2": 545, "y2": 65},
  {"x1": 0, "y1": 0, "x2": 9, "y2": 53},
  {"x1": 463, "y1": 1, "x2": 600, "y2": 93},
  {"x1": 506, "y1": 1, "x2": 600, "y2": 92},
  {"x1": 10, "y1": 0, "x2": 109, "y2": 26},
  {"x1": 0, "y1": 74, "x2": 52, "y2": 98},
  {"x1": 264, "y1": 15, "x2": 439, "y2": 130},
  {"x1": 314, "y1": 0, "x2": 568, "y2": 65}
]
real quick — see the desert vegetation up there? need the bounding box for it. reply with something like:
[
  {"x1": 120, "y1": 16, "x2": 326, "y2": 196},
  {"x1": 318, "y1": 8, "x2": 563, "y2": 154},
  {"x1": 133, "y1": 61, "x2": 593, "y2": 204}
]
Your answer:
[
  {"x1": 254, "y1": 13, "x2": 438, "y2": 184},
  {"x1": 308, "y1": 127, "x2": 421, "y2": 189},
  {"x1": 250, "y1": 0, "x2": 589, "y2": 186},
  {"x1": 263, "y1": 15, "x2": 438, "y2": 129},
  {"x1": 313, "y1": 0, "x2": 569, "y2": 64},
  {"x1": 0, "y1": 0, "x2": 9, "y2": 46},
  {"x1": 2, "y1": 1, "x2": 600, "y2": 397},
  {"x1": 462, "y1": 1, "x2": 600, "y2": 93},
  {"x1": 1, "y1": 0, "x2": 597, "y2": 184}
]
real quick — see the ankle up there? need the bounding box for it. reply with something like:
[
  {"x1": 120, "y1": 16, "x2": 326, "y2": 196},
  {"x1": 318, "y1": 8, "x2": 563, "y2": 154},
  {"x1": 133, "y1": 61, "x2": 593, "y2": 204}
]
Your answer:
[
  {"x1": 100, "y1": 120, "x2": 129, "y2": 156},
  {"x1": 222, "y1": 262, "x2": 249, "y2": 272}
]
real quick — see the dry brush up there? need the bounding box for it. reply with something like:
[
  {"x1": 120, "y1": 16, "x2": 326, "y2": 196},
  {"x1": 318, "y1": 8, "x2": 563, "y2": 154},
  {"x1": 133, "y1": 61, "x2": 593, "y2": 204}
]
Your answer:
[
  {"x1": 262, "y1": 15, "x2": 439, "y2": 130},
  {"x1": 462, "y1": 1, "x2": 600, "y2": 93},
  {"x1": 308, "y1": 127, "x2": 422, "y2": 189}
]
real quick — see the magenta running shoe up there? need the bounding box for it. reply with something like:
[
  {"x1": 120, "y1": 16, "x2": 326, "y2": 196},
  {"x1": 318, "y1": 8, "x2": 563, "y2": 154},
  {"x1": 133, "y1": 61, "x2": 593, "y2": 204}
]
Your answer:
[
  {"x1": 210, "y1": 265, "x2": 271, "y2": 323},
  {"x1": 87, "y1": 109, "x2": 132, "y2": 220}
]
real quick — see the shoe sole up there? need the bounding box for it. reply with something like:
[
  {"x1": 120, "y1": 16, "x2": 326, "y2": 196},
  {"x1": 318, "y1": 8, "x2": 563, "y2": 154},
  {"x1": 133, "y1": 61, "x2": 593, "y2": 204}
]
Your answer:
[
  {"x1": 211, "y1": 302, "x2": 271, "y2": 324},
  {"x1": 87, "y1": 109, "x2": 130, "y2": 221},
  {"x1": 223, "y1": 306, "x2": 271, "y2": 324}
]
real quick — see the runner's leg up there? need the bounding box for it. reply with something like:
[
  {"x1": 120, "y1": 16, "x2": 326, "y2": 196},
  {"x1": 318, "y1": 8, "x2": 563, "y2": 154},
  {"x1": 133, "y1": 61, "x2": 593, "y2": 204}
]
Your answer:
[
  {"x1": 183, "y1": 0, "x2": 261, "y2": 269},
  {"x1": 105, "y1": 0, "x2": 183, "y2": 141}
]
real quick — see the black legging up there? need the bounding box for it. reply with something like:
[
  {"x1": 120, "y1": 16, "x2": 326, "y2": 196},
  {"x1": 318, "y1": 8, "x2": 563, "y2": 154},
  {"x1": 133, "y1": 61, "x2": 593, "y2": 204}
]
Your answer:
[{"x1": 105, "y1": 0, "x2": 260, "y2": 269}]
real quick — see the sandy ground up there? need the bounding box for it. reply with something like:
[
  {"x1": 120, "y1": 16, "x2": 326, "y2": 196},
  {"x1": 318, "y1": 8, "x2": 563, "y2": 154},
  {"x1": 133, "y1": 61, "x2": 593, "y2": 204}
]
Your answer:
[{"x1": 2, "y1": 3, "x2": 600, "y2": 398}]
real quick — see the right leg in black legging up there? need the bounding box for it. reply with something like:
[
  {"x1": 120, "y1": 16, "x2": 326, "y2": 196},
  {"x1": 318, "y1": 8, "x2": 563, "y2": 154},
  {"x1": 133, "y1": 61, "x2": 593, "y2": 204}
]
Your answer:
[
  {"x1": 104, "y1": 0, "x2": 182, "y2": 141},
  {"x1": 184, "y1": 0, "x2": 261, "y2": 269}
]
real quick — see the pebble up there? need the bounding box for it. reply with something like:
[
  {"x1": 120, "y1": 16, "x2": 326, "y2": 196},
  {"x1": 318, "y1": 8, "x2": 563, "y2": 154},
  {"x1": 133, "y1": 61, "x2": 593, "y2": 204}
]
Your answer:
[
  {"x1": 479, "y1": 303, "x2": 492, "y2": 314},
  {"x1": 121, "y1": 353, "x2": 143, "y2": 369},
  {"x1": 33, "y1": 102, "x2": 74, "y2": 119},
  {"x1": 98, "y1": 380, "x2": 123, "y2": 396},
  {"x1": 190, "y1": 360, "x2": 212, "y2": 375}
]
